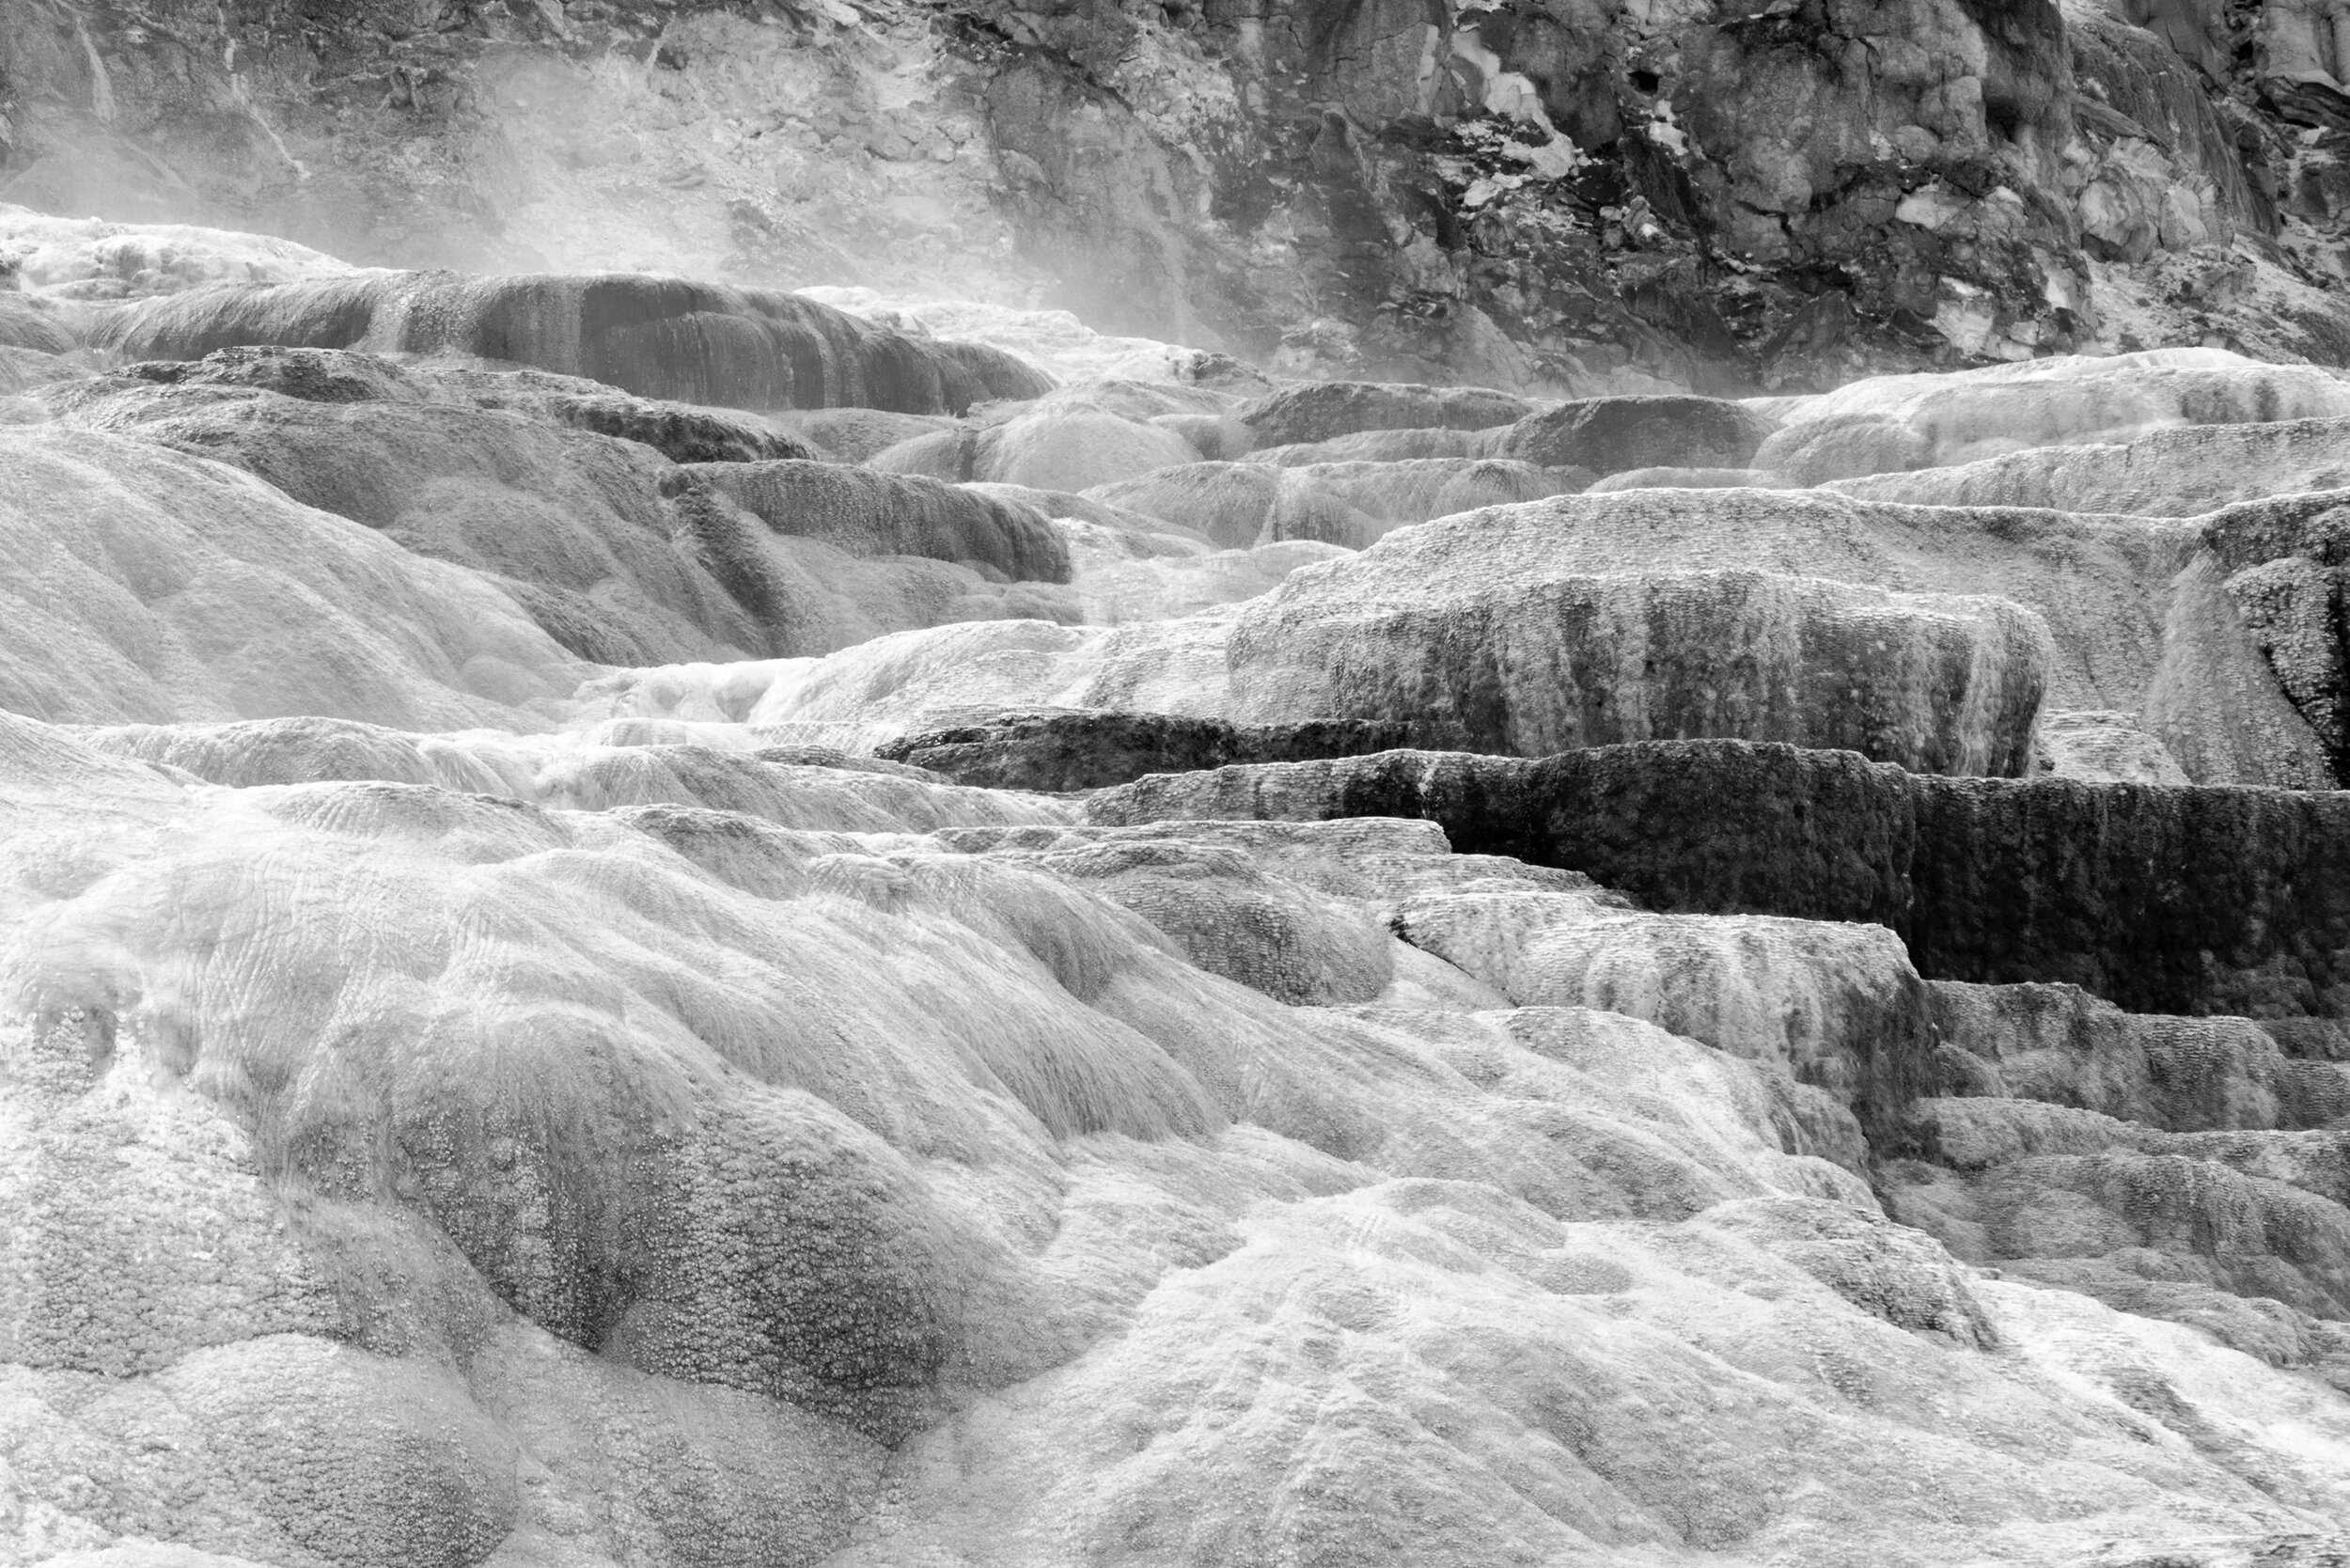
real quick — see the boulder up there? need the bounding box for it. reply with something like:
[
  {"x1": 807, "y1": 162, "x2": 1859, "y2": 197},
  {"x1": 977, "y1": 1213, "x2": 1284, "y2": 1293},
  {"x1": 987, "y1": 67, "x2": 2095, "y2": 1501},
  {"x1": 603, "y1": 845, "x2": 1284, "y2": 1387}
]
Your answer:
[
  {"x1": 2034, "y1": 710, "x2": 2194, "y2": 784},
  {"x1": 1492, "y1": 396, "x2": 1779, "y2": 475},
  {"x1": 1237, "y1": 381, "x2": 1535, "y2": 447}
]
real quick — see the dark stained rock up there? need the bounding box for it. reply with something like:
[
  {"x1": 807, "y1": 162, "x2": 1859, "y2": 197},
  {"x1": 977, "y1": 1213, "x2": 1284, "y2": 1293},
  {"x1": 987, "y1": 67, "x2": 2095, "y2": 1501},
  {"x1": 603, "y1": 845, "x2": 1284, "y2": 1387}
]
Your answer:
[
  {"x1": 88, "y1": 273, "x2": 1053, "y2": 416},
  {"x1": 522, "y1": 391, "x2": 818, "y2": 465},
  {"x1": 122, "y1": 342, "x2": 415, "y2": 403},
  {"x1": 1090, "y1": 739, "x2": 2350, "y2": 1026},
  {"x1": 874, "y1": 710, "x2": 1425, "y2": 792},
  {"x1": 1492, "y1": 396, "x2": 1780, "y2": 477},
  {"x1": 671, "y1": 460, "x2": 1071, "y2": 585},
  {"x1": 1904, "y1": 770, "x2": 2350, "y2": 1019},
  {"x1": 11, "y1": 0, "x2": 2342, "y2": 402},
  {"x1": 1237, "y1": 382, "x2": 1537, "y2": 449},
  {"x1": 117, "y1": 344, "x2": 821, "y2": 463}
]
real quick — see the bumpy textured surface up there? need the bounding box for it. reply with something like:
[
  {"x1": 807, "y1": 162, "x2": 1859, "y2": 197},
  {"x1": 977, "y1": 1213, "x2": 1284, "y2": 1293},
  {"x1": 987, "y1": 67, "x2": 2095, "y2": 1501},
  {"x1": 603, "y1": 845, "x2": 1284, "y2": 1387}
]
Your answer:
[
  {"x1": 20, "y1": 193, "x2": 2350, "y2": 1568},
  {"x1": 1090, "y1": 740, "x2": 2350, "y2": 1020},
  {"x1": 14, "y1": 0, "x2": 2350, "y2": 389},
  {"x1": 86, "y1": 272, "x2": 1052, "y2": 415}
]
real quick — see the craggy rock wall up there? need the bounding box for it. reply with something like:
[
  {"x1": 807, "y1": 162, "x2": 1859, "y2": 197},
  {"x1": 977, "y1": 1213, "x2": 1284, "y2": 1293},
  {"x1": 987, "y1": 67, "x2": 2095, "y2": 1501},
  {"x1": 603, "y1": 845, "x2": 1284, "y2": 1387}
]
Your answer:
[
  {"x1": 1089, "y1": 739, "x2": 2350, "y2": 1021},
  {"x1": 7, "y1": 0, "x2": 2350, "y2": 391}
]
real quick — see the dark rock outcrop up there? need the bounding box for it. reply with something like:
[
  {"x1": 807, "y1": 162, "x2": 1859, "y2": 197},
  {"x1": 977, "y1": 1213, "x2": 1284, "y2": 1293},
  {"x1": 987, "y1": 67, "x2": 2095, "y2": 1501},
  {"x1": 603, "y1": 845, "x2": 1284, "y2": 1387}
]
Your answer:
[
  {"x1": 673, "y1": 461, "x2": 1071, "y2": 586},
  {"x1": 1492, "y1": 396, "x2": 1778, "y2": 476},
  {"x1": 1091, "y1": 740, "x2": 2350, "y2": 1024},
  {"x1": 117, "y1": 343, "x2": 820, "y2": 463},
  {"x1": 876, "y1": 710, "x2": 1423, "y2": 792},
  {"x1": 8, "y1": 0, "x2": 2349, "y2": 392},
  {"x1": 1236, "y1": 382, "x2": 1537, "y2": 448}
]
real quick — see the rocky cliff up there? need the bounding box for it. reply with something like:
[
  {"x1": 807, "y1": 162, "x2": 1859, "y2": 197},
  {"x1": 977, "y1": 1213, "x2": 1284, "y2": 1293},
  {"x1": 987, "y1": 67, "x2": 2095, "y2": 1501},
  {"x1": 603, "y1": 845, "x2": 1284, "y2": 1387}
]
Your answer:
[{"x1": 12, "y1": 0, "x2": 2350, "y2": 393}]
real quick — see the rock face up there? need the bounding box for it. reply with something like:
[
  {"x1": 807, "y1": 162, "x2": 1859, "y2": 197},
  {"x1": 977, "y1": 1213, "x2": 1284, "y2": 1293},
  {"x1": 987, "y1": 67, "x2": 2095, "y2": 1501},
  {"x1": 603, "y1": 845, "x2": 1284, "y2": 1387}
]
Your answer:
[{"x1": 9, "y1": 0, "x2": 2350, "y2": 390}]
